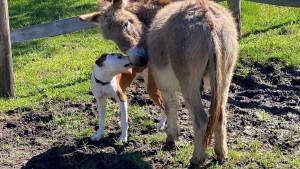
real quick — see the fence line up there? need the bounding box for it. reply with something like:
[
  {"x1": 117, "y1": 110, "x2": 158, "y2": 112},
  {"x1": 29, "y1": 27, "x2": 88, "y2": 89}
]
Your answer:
[
  {"x1": 9, "y1": 0, "x2": 300, "y2": 44},
  {"x1": 10, "y1": 17, "x2": 97, "y2": 43}
]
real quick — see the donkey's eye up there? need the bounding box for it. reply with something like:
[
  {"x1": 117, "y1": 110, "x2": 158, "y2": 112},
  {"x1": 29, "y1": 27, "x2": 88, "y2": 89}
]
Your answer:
[
  {"x1": 124, "y1": 20, "x2": 130, "y2": 31},
  {"x1": 117, "y1": 56, "x2": 122, "y2": 59}
]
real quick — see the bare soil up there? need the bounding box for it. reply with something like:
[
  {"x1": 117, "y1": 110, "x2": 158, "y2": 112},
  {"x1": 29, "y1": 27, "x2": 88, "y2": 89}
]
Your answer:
[{"x1": 1, "y1": 63, "x2": 300, "y2": 169}]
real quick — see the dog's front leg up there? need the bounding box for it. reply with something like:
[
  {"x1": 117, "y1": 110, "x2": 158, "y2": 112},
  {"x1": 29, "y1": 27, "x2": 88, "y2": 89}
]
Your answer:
[
  {"x1": 91, "y1": 97, "x2": 106, "y2": 141},
  {"x1": 118, "y1": 100, "x2": 128, "y2": 142}
]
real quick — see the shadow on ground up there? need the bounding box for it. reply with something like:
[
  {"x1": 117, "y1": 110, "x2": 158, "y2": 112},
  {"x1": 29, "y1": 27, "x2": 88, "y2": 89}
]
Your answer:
[{"x1": 22, "y1": 137, "x2": 152, "y2": 169}]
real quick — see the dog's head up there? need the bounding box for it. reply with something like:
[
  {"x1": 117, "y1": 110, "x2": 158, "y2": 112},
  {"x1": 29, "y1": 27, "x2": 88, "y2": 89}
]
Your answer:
[{"x1": 95, "y1": 53, "x2": 133, "y2": 75}]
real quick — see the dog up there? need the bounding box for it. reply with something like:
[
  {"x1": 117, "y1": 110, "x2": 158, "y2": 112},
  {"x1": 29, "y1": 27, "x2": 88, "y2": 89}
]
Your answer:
[{"x1": 91, "y1": 53, "x2": 167, "y2": 142}]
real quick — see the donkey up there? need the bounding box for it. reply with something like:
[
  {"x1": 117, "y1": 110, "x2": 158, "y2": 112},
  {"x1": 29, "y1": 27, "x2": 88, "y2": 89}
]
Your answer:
[{"x1": 80, "y1": 0, "x2": 238, "y2": 166}]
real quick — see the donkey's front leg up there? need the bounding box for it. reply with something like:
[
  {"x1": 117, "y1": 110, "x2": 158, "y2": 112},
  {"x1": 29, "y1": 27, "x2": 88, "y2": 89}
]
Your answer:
[
  {"x1": 118, "y1": 100, "x2": 128, "y2": 142},
  {"x1": 91, "y1": 98, "x2": 106, "y2": 141}
]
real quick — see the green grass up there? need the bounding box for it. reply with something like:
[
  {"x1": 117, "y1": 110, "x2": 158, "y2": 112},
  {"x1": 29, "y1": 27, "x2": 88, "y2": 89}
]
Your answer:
[
  {"x1": 238, "y1": 1, "x2": 300, "y2": 69},
  {"x1": 1, "y1": 0, "x2": 300, "y2": 168},
  {"x1": 1, "y1": 0, "x2": 122, "y2": 112}
]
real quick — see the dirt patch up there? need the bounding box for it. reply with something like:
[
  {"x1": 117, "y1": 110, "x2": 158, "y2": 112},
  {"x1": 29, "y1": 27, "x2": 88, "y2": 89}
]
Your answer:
[{"x1": 0, "y1": 64, "x2": 299, "y2": 168}]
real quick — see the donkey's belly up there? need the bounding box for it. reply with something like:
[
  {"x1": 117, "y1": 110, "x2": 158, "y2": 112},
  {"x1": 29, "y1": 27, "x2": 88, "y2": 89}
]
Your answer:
[{"x1": 152, "y1": 64, "x2": 181, "y2": 92}]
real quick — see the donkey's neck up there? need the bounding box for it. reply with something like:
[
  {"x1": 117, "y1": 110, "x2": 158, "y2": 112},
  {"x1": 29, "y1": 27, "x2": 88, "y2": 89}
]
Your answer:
[{"x1": 125, "y1": 0, "x2": 171, "y2": 26}]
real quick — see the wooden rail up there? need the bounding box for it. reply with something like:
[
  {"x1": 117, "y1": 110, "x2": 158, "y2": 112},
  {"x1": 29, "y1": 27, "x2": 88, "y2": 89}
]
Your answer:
[{"x1": 10, "y1": 17, "x2": 97, "y2": 43}]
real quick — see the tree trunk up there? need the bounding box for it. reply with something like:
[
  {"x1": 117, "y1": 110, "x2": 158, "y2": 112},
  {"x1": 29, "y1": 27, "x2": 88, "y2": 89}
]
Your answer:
[{"x1": 0, "y1": 0, "x2": 15, "y2": 98}]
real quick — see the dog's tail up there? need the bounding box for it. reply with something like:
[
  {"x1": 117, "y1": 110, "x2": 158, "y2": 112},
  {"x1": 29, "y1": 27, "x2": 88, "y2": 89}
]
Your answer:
[{"x1": 202, "y1": 4, "x2": 223, "y2": 148}]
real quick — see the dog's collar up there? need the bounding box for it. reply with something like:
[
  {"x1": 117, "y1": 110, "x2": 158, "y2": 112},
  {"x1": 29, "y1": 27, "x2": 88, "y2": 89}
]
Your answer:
[{"x1": 94, "y1": 76, "x2": 110, "y2": 85}]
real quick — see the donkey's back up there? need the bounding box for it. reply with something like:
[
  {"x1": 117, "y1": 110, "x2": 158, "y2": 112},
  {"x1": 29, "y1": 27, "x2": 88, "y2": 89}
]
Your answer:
[{"x1": 149, "y1": 0, "x2": 237, "y2": 69}]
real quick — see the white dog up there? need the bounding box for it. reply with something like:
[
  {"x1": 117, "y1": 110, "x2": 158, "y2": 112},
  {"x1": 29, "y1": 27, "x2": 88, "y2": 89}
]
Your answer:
[
  {"x1": 91, "y1": 53, "x2": 134, "y2": 142},
  {"x1": 91, "y1": 53, "x2": 167, "y2": 142}
]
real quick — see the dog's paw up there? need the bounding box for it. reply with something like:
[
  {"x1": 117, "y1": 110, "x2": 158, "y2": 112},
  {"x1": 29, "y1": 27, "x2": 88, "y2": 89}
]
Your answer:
[
  {"x1": 118, "y1": 135, "x2": 127, "y2": 142},
  {"x1": 156, "y1": 122, "x2": 166, "y2": 131},
  {"x1": 91, "y1": 133, "x2": 102, "y2": 141}
]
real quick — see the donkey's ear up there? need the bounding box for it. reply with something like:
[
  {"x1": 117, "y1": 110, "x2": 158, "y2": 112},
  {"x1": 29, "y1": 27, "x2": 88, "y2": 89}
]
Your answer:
[
  {"x1": 79, "y1": 12, "x2": 101, "y2": 24},
  {"x1": 113, "y1": 0, "x2": 129, "y2": 9},
  {"x1": 98, "y1": 0, "x2": 112, "y2": 11},
  {"x1": 96, "y1": 54, "x2": 108, "y2": 67}
]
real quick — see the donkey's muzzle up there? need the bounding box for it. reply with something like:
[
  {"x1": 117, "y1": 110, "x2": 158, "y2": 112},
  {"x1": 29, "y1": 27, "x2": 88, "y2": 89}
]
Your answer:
[
  {"x1": 136, "y1": 54, "x2": 149, "y2": 67},
  {"x1": 127, "y1": 47, "x2": 149, "y2": 67}
]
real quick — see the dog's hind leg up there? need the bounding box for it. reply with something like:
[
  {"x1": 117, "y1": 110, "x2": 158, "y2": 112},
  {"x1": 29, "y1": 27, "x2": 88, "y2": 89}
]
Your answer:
[
  {"x1": 146, "y1": 67, "x2": 166, "y2": 130},
  {"x1": 91, "y1": 97, "x2": 106, "y2": 141},
  {"x1": 161, "y1": 90, "x2": 178, "y2": 148},
  {"x1": 156, "y1": 111, "x2": 167, "y2": 130}
]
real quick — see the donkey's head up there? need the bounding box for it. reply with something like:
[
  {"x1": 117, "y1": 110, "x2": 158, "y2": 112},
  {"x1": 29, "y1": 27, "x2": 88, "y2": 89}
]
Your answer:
[{"x1": 79, "y1": 0, "x2": 149, "y2": 67}]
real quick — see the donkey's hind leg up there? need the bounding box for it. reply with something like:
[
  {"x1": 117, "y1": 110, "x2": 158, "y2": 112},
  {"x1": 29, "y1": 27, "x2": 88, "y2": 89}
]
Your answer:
[
  {"x1": 180, "y1": 80, "x2": 208, "y2": 166},
  {"x1": 214, "y1": 99, "x2": 228, "y2": 161},
  {"x1": 161, "y1": 90, "x2": 178, "y2": 147},
  {"x1": 214, "y1": 70, "x2": 233, "y2": 161}
]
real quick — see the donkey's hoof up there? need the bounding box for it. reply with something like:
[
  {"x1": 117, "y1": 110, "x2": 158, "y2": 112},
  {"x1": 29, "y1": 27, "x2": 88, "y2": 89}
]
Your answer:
[
  {"x1": 188, "y1": 162, "x2": 201, "y2": 169},
  {"x1": 214, "y1": 146, "x2": 228, "y2": 161},
  {"x1": 91, "y1": 133, "x2": 102, "y2": 141},
  {"x1": 188, "y1": 163, "x2": 198, "y2": 169},
  {"x1": 189, "y1": 156, "x2": 205, "y2": 168},
  {"x1": 163, "y1": 136, "x2": 175, "y2": 150}
]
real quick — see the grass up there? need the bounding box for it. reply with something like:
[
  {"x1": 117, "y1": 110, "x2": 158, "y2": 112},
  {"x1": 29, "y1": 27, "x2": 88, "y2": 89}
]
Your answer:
[
  {"x1": 1, "y1": 0, "x2": 300, "y2": 168},
  {"x1": 238, "y1": 1, "x2": 300, "y2": 69}
]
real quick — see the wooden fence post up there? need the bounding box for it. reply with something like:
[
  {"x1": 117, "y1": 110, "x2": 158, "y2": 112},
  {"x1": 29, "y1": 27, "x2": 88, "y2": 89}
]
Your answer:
[{"x1": 0, "y1": 0, "x2": 15, "y2": 98}]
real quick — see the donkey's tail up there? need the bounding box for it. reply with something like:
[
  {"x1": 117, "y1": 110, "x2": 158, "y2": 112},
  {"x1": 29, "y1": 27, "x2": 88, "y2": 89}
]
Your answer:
[{"x1": 202, "y1": 10, "x2": 223, "y2": 148}]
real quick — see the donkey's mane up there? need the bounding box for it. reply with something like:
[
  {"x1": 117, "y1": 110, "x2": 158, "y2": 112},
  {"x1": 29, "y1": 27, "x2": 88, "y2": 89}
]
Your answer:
[
  {"x1": 129, "y1": 0, "x2": 171, "y2": 6},
  {"x1": 98, "y1": 0, "x2": 171, "y2": 26},
  {"x1": 126, "y1": 0, "x2": 171, "y2": 25}
]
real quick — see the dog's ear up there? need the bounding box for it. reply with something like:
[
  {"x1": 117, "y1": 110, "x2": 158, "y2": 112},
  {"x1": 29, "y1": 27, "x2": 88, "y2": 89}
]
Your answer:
[
  {"x1": 96, "y1": 54, "x2": 107, "y2": 67},
  {"x1": 79, "y1": 12, "x2": 101, "y2": 24}
]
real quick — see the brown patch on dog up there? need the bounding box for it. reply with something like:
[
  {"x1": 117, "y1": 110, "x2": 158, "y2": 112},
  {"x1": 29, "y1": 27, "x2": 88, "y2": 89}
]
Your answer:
[
  {"x1": 116, "y1": 68, "x2": 135, "y2": 92},
  {"x1": 115, "y1": 74, "x2": 128, "y2": 102},
  {"x1": 95, "y1": 54, "x2": 107, "y2": 67},
  {"x1": 132, "y1": 64, "x2": 148, "y2": 73},
  {"x1": 118, "y1": 69, "x2": 136, "y2": 92},
  {"x1": 146, "y1": 67, "x2": 164, "y2": 110}
]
